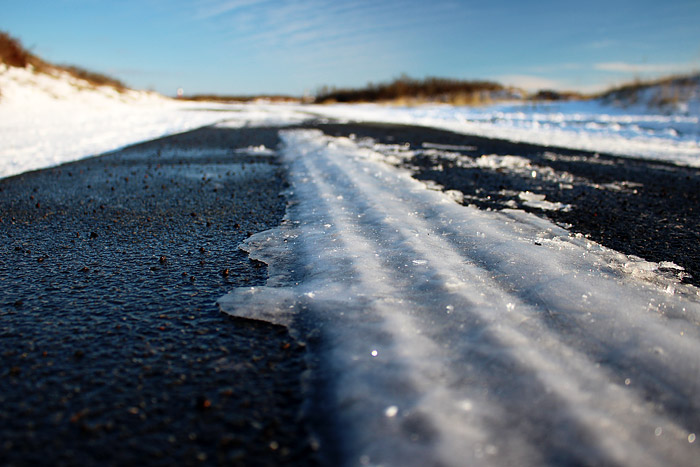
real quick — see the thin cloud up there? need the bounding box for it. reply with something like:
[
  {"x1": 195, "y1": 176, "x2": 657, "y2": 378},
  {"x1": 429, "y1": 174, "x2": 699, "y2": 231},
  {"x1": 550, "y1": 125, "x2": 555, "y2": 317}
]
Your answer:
[
  {"x1": 497, "y1": 75, "x2": 567, "y2": 92},
  {"x1": 527, "y1": 63, "x2": 584, "y2": 73},
  {"x1": 595, "y1": 62, "x2": 693, "y2": 74},
  {"x1": 194, "y1": 0, "x2": 459, "y2": 51},
  {"x1": 190, "y1": 0, "x2": 462, "y2": 87},
  {"x1": 194, "y1": 0, "x2": 271, "y2": 20},
  {"x1": 586, "y1": 39, "x2": 617, "y2": 49}
]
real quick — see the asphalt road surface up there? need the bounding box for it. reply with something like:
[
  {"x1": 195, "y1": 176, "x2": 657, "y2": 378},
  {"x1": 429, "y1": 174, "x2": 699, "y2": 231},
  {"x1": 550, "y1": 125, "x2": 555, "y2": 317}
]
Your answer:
[
  {"x1": 1, "y1": 121, "x2": 699, "y2": 466},
  {"x1": 0, "y1": 126, "x2": 315, "y2": 466}
]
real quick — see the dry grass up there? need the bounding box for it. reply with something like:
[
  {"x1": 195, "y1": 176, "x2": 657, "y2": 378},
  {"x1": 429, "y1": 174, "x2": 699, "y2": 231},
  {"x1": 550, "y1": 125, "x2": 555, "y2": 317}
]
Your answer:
[
  {"x1": 1, "y1": 30, "x2": 128, "y2": 92},
  {"x1": 314, "y1": 76, "x2": 505, "y2": 104},
  {"x1": 0, "y1": 31, "x2": 44, "y2": 69}
]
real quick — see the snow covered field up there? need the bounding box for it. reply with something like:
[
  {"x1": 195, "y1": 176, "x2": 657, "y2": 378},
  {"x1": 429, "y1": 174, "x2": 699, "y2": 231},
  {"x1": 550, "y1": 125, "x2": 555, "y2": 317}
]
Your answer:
[{"x1": 2, "y1": 64, "x2": 700, "y2": 179}]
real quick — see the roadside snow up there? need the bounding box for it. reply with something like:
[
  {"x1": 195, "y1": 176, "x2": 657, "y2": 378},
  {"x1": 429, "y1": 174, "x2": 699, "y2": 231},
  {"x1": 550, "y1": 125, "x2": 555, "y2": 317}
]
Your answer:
[
  {"x1": 3, "y1": 63, "x2": 700, "y2": 178},
  {"x1": 219, "y1": 130, "x2": 700, "y2": 466},
  {"x1": 0, "y1": 65, "x2": 310, "y2": 178},
  {"x1": 306, "y1": 100, "x2": 700, "y2": 167}
]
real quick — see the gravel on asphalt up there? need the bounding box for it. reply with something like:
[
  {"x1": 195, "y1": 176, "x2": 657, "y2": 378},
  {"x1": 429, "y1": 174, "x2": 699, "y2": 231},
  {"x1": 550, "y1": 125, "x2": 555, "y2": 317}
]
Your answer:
[{"x1": 0, "y1": 125, "x2": 317, "y2": 466}]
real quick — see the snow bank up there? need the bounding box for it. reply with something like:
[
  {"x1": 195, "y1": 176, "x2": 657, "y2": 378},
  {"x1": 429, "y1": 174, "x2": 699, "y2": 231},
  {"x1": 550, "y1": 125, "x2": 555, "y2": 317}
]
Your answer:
[
  {"x1": 306, "y1": 99, "x2": 700, "y2": 167},
  {"x1": 0, "y1": 64, "x2": 310, "y2": 179},
  {"x1": 219, "y1": 130, "x2": 700, "y2": 466}
]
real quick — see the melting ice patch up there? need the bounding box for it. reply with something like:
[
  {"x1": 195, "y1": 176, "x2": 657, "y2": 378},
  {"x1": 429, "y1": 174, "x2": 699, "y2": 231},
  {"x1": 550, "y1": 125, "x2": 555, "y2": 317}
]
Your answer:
[
  {"x1": 219, "y1": 130, "x2": 700, "y2": 466},
  {"x1": 474, "y1": 154, "x2": 531, "y2": 169},
  {"x1": 234, "y1": 144, "x2": 276, "y2": 156},
  {"x1": 517, "y1": 191, "x2": 572, "y2": 211}
]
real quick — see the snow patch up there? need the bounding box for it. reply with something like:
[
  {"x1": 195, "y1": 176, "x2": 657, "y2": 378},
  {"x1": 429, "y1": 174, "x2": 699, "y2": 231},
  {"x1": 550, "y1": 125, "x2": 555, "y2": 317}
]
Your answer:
[
  {"x1": 234, "y1": 145, "x2": 276, "y2": 156},
  {"x1": 518, "y1": 191, "x2": 572, "y2": 211},
  {"x1": 475, "y1": 154, "x2": 531, "y2": 169}
]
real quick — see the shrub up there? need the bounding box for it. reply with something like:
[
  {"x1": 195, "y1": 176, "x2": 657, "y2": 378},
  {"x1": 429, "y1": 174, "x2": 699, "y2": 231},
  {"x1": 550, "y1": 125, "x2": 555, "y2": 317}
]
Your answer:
[
  {"x1": 1, "y1": 30, "x2": 128, "y2": 92},
  {"x1": 0, "y1": 31, "x2": 35, "y2": 68},
  {"x1": 314, "y1": 76, "x2": 505, "y2": 104}
]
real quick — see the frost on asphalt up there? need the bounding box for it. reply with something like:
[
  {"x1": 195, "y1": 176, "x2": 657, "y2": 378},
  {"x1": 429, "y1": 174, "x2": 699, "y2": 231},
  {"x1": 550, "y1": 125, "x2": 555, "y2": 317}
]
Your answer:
[{"x1": 219, "y1": 129, "x2": 700, "y2": 467}]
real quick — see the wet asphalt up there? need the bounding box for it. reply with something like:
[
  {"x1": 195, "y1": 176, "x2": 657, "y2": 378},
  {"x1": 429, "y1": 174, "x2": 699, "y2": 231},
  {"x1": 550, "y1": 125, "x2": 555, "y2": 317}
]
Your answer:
[
  {"x1": 1, "y1": 120, "x2": 699, "y2": 466},
  {"x1": 0, "y1": 126, "x2": 316, "y2": 466}
]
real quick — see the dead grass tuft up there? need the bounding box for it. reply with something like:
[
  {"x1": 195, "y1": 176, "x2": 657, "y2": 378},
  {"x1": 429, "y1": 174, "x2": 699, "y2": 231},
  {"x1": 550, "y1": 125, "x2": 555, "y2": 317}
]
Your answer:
[
  {"x1": 0, "y1": 31, "x2": 41, "y2": 68},
  {"x1": 1, "y1": 30, "x2": 129, "y2": 92}
]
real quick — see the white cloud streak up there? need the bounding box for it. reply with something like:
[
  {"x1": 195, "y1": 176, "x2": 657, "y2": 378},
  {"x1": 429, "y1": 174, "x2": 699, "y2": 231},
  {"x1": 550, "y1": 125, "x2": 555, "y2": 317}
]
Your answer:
[
  {"x1": 595, "y1": 62, "x2": 695, "y2": 74},
  {"x1": 194, "y1": 0, "x2": 271, "y2": 20},
  {"x1": 191, "y1": 0, "x2": 459, "y2": 55},
  {"x1": 496, "y1": 74, "x2": 568, "y2": 92}
]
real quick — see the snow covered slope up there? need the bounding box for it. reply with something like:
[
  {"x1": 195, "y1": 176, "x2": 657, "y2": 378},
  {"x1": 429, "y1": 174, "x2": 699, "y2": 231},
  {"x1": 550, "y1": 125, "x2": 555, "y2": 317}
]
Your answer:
[
  {"x1": 0, "y1": 64, "x2": 310, "y2": 178},
  {"x1": 600, "y1": 74, "x2": 700, "y2": 116}
]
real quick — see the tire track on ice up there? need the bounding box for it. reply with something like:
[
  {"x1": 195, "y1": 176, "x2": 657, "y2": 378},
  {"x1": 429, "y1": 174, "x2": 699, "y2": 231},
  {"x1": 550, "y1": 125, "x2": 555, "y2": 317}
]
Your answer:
[
  {"x1": 323, "y1": 131, "x2": 700, "y2": 438},
  {"x1": 298, "y1": 130, "x2": 700, "y2": 466},
  {"x1": 219, "y1": 129, "x2": 700, "y2": 466}
]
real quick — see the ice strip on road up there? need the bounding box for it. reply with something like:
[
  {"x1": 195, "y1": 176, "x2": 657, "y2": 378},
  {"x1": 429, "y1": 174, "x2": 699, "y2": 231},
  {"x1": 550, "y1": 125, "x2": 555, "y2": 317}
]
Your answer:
[{"x1": 219, "y1": 129, "x2": 700, "y2": 466}]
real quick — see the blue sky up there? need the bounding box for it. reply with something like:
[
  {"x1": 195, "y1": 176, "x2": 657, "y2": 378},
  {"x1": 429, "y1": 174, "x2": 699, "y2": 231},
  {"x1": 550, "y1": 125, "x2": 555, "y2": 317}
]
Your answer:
[{"x1": 2, "y1": 0, "x2": 699, "y2": 96}]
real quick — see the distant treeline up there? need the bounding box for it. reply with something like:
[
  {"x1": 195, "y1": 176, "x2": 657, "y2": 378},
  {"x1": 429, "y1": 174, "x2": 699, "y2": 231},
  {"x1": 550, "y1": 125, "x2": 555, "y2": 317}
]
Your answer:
[
  {"x1": 182, "y1": 94, "x2": 300, "y2": 103},
  {"x1": 0, "y1": 31, "x2": 126, "y2": 91},
  {"x1": 314, "y1": 76, "x2": 507, "y2": 104}
]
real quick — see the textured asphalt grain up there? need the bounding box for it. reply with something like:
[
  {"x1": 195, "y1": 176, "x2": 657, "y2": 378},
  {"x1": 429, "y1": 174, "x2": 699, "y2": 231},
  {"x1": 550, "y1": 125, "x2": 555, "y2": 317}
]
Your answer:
[{"x1": 0, "y1": 126, "x2": 316, "y2": 466}]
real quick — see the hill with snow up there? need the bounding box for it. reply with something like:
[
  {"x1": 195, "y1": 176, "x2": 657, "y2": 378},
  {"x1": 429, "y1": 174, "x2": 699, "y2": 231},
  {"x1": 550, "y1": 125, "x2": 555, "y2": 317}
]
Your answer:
[
  {"x1": 0, "y1": 63, "x2": 227, "y2": 178},
  {"x1": 0, "y1": 61, "x2": 315, "y2": 179},
  {"x1": 599, "y1": 74, "x2": 700, "y2": 116}
]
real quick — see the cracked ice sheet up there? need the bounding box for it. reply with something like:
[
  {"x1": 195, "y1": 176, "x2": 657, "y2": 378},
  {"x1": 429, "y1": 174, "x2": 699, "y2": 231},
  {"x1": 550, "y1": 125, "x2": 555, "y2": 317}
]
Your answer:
[{"x1": 218, "y1": 129, "x2": 700, "y2": 466}]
